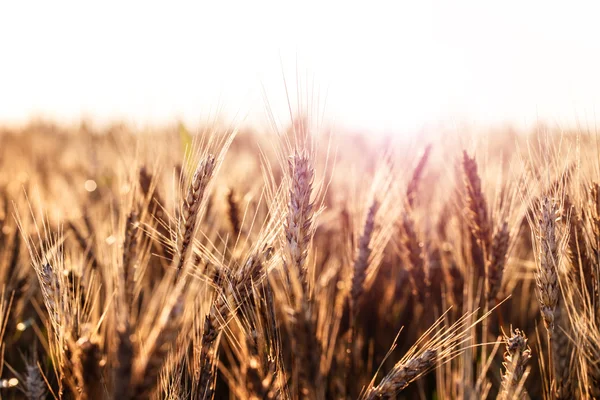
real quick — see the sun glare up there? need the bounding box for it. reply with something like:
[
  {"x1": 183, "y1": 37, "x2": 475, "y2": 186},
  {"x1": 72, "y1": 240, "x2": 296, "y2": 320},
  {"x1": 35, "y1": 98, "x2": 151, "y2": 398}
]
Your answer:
[{"x1": 1, "y1": 0, "x2": 600, "y2": 133}]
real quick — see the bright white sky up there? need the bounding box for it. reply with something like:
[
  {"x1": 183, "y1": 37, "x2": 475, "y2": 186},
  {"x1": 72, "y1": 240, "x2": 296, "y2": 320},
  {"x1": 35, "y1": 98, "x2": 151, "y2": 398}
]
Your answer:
[{"x1": 1, "y1": 0, "x2": 600, "y2": 134}]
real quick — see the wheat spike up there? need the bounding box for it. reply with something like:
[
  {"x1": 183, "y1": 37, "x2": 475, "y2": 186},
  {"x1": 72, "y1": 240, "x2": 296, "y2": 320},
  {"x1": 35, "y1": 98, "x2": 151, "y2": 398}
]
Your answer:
[
  {"x1": 365, "y1": 349, "x2": 437, "y2": 399},
  {"x1": 487, "y1": 221, "x2": 510, "y2": 308},
  {"x1": 499, "y1": 328, "x2": 531, "y2": 400},
  {"x1": 351, "y1": 200, "x2": 379, "y2": 310},
  {"x1": 175, "y1": 154, "x2": 216, "y2": 276},
  {"x1": 462, "y1": 151, "x2": 492, "y2": 254},
  {"x1": 536, "y1": 197, "x2": 560, "y2": 336},
  {"x1": 285, "y1": 151, "x2": 315, "y2": 289}
]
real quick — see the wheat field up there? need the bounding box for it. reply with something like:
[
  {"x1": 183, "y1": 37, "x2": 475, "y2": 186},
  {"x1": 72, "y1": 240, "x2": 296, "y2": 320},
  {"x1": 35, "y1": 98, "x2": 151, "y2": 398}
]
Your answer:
[{"x1": 0, "y1": 120, "x2": 598, "y2": 399}]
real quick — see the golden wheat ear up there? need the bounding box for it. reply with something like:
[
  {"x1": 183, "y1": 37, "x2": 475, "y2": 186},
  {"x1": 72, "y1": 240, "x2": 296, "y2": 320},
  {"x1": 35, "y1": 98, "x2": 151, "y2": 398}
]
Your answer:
[
  {"x1": 362, "y1": 306, "x2": 493, "y2": 400},
  {"x1": 350, "y1": 199, "x2": 379, "y2": 313},
  {"x1": 174, "y1": 154, "x2": 216, "y2": 277},
  {"x1": 535, "y1": 197, "x2": 560, "y2": 337},
  {"x1": 462, "y1": 151, "x2": 492, "y2": 256},
  {"x1": 499, "y1": 328, "x2": 532, "y2": 400},
  {"x1": 487, "y1": 221, "x2": 510, "y2": 310}
]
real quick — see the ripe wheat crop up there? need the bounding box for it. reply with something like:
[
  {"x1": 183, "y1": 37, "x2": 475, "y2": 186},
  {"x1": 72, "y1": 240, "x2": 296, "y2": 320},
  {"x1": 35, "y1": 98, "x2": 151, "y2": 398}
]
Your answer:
[{"x1": 0, "y1": 120, "x2": 598, "y2": 399}]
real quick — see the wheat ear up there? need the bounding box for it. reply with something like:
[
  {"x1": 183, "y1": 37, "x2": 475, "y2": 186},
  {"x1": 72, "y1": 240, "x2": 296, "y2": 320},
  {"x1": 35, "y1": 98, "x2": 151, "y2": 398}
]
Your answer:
[
  {"x1": 25, "y1": 362, "x2": 47, "y2": 400},
  {"x1": 226, "y1": 188, "x2": 241, "y2": 238},
  {"x1": 487, "y1": 221, "x2": 510, "y2": 309},
  {"x1": 499, "y1": 328, "x2": 531, "y2": 400},
  {"x1": 285, "y1": 151, "x2": 315, "y2": 290},
  {"x1": 398, "y1": 211, "x2": 428, "y2": 303},
  {"x1": 406, "y1": 144, "x2": 432, "y2": 208},
  {"x1": 364, "y1": 349, "x2": 437, "y2": 399},
  {"x1": 175, "y1": 154, "x2": 216, "y2": 277},
  {"x1": 462, "y1": 151, "x2": 492, "y2": 255},
  {"x1": 350, "y1": 200, "x2": 379, "y2": 311},
  {"x1": 536, "y1": 197, "x2": 560, "y2": 336}
]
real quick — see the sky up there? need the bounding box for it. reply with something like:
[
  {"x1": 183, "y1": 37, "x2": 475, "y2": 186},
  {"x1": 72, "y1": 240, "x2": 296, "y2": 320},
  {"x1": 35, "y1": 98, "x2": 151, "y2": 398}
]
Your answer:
[{"x1": 1, "y1": 0, "x2": 600, "y2": 134}]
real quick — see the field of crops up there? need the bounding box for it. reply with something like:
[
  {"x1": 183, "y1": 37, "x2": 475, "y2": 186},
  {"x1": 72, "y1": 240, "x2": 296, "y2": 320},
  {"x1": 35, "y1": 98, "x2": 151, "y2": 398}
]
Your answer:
[{"x1": 0, "y1": 120, "x2": 597, "y2": 399}]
